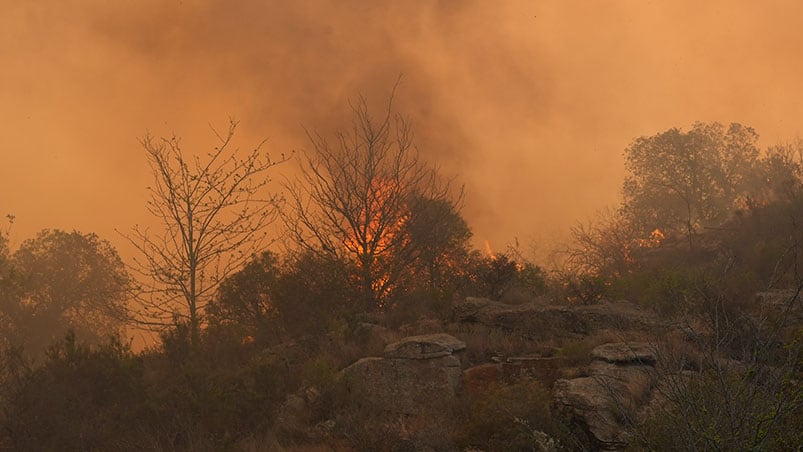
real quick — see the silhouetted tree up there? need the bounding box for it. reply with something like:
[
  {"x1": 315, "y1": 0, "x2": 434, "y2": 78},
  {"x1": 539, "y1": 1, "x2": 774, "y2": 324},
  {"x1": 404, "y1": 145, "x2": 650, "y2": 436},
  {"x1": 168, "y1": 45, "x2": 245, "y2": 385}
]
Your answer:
[
  {"x1": 0, "y1": 230, "x2": 18, "y2": 351},
  {"x1": 122, "y1": 120, "x2": 285, "y2": 346},
  {"x1": 206, "y1": 250, "x2": 281, "y2": 341},
  {"x1": 282, "y1": 91, "x2": 459, "y2": 307},
  {"x1": 0, "y1": 230, "x2": 128, "y2": 356},
  {"x1": 403, "y1": 195, "x2": 472, "y2": 291}
]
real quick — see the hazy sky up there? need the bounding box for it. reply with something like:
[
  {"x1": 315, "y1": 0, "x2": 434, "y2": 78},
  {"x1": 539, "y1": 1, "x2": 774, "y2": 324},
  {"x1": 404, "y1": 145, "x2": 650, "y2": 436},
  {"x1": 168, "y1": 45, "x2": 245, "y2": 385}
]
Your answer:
[{"x1": 3, "y1": 0, "x2": 803, "y2": 260}]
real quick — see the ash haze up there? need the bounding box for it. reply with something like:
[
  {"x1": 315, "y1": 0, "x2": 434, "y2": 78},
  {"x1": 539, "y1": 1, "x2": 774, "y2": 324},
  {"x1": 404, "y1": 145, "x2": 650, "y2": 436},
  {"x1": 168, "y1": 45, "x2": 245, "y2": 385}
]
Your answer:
[{"x1": 2, "y1": 0, "x2": 803, "y2": 259}]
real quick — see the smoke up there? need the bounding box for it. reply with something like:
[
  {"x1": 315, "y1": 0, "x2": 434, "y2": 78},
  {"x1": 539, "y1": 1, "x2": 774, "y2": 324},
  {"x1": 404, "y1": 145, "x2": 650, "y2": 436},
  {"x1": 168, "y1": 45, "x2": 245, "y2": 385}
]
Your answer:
[{"x1": 2, "y1": 0, "x2": 803, "y2": 259}]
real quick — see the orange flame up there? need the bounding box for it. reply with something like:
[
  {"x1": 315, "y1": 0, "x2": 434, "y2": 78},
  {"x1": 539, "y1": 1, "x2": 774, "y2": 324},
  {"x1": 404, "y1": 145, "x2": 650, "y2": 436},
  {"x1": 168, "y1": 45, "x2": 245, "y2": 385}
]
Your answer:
[
  {"x1": 483, "y1": 239, "x2": 494, "y2": 258},
  {"x1": 343, "y1": 178, "x2": 409, "y2": 258},
  {"x1": 343, "y1": 178, "x2": 411, "y2": 302},
  {"x1": 636, "y1": 228, "x2": 664, "y2": 249}
]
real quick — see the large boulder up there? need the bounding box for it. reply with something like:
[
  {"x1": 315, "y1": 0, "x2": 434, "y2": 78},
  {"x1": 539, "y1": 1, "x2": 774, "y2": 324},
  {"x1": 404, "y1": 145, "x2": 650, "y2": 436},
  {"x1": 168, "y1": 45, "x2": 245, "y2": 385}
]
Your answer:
[
  {"x1": 591, "y1": 342, "x2": 657, "y2": 366},
  {"x1": 335, "y1": 333, "x2": 466, "y2": 449},
  {"x1": 554, "y1": 342, "x2": 658, "y2": 451},
  {"x1": 341, "y1": 354, "x2": 462, "y2": 416},
  {"x1": 383, "y1": 333, "x2": 466, "y2": 359}
]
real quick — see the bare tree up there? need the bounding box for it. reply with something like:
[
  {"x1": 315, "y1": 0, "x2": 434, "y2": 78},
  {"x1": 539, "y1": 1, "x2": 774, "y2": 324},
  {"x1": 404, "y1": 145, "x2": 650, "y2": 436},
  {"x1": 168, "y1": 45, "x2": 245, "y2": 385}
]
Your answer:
[
  {"x1": 282, "y1": 91, "x2": 458, "y2": 307},
  {"x1": 121, "y1": 120, "x2": 285, "y2": 346}
]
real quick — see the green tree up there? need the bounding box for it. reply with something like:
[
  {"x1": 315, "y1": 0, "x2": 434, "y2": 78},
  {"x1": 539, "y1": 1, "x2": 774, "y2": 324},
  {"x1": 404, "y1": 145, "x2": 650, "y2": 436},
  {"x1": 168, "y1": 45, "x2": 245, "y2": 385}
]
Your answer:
[
  {"x1": 273, "y1": 251, "x2": 357, "y2": 336},
  {"x1": 403, "y1": 195, "x2": 472, "y2": 292},
  {"x1": 0, "y1": 230, "x2": 128, "y2": 356},
  {"x1": 622, "y1": 122, "x2": 762, "y2": 249},
  {"x1": 206, "y1": 251, "x2": 281, "y2": 341},
  {"x1": 122, "y1": 120, "x2": 285, "y2": 347},
  {"x1": 208, "y1": 250, "x2": 358, "y2": 340}
]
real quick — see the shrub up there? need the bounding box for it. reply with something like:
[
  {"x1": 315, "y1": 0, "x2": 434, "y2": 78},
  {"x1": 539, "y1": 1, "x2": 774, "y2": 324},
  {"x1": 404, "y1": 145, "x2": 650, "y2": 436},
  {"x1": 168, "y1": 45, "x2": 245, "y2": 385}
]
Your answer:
[
  {"x1": 456, "y1": 378, "x2": 562, "y2": 451},
  {"x1": 557, "y1": 272, "x2": 610, "y2": 305},
  {"x1": 1, "y1": 332, "x2": 149, "y2": 450},
  {"x1": 636, "y1": 367, "x2": 802, "y2": 450},
  {"x1": 464, "y1": 251, "x2": 549, "y2": 302}
]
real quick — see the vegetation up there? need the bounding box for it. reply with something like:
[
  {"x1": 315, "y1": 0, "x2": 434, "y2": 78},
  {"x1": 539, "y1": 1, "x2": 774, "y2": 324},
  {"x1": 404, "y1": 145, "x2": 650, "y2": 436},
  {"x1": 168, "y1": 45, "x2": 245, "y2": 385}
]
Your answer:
[
  {"x1": 282, "y1": 90, "x2": 464, "y2": 308},
  {"x1": 0, "y1": 229, "x2": 129, "y2": 358},
  {"x1": 121, "y1": 120, "x2": 287, "y2": 346},
  {"x1": 2, "y1": 112, "x2": 802, "y2": 449}
]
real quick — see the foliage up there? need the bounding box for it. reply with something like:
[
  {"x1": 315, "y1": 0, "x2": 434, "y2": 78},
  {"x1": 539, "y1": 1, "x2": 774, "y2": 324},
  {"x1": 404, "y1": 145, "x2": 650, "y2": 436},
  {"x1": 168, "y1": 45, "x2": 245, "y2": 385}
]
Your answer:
[
  {"x1": 0, "y1": 229, "x2": 128, "y2": 357},
  {"x1": 1, "y1": 333, "x2": 149, "y2": 451},
  {"x1": 209, "y1": 250, "x2": 360, "y2": 341},
  {"x1": 564, "y1": 207, "x2": 640, "y2": 278},
  {"x1": 122, "y1": 120, "x2": 286, "y2": 346},
  {"x1": 0, "y1": 231, "x2": 18, "y2": 348},
  {"x1": 622, "y1": 122, "x2": 763, "y2": 248},
  {"x1": 456, "y1": 378, "x2": 561, "y2": 451},
  {"x1": 143, "y1": 342, "x2": 289, "y2": 450},
  {"x1": 206, "y1": 251, "x2": 282, "y2": 343},
  {"x1": 1, "y1": 325, "x2": 293, "y2": 451},
  {"x1": 635, "y1": 312, "x2": 802, "y2": 450},
  {"x1": 464, "y1": 250, "x2": 548, "y2": 302},
  {"x1": 273, "y1": 251, "x2": 360, "y2": 337},
  {"x1": 403, "y1": 195, "x2": 473, "y2": 291}
]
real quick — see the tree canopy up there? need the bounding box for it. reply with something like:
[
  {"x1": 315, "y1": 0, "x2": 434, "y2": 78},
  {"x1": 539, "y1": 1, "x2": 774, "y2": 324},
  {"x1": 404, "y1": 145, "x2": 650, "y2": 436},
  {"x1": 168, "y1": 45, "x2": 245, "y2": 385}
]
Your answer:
[
  {"x1": 0, "y1": 230, "x2": 128, "y2": 356},
  {"x1": 622, "y1": 122, "x2": 763, "y2": 248}
]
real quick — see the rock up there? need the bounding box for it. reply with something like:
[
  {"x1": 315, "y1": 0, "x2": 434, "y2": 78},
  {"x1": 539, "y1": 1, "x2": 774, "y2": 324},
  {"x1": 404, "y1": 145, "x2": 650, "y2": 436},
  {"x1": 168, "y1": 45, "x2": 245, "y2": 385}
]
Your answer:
[
  {"x1": 591, "y1": 342, "x2": 657, "y2": 366},
  {"x1": 553, "y1": 342, "x2": 659, "y2": 451},
  {"x1": 343, "y1": 354, "x2": 462, "y2": 416},
  {"x1": 383, "y1": 333, "x2": 466, "y2": 359},
  {"x1": 454, "y1": 298, "x2": 660, "y2": 340},
  {"x1": 554, "y1": 377, "x2": 629, "y2": 450},
  {"x1": 335, "y1": 333, "x2": 465, "y2": 449},
  {"x1": 274, "y1": 394, "x2": 311, "y2": 438}
]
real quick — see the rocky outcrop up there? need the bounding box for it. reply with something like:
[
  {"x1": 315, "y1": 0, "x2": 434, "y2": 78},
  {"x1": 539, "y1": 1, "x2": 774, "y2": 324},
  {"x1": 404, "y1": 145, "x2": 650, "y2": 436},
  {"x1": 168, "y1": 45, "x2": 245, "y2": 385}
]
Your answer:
[
  {"x1": 336, "y1": 334, "x2": 466, "y2": 449},
  {"x1": 383, "y1": 333, "x2": 466, "y2": 360},
  {"x1": 273, "y1": 387, "x2": 324, "y2": 440},
  {"x1": 591, "y1": 342, "x2": 657, "y2": 366},
  {"x1": 554, "y1": 342, "x2": 658, "y2": 451},
  {"x1": 455, "y1": 297, "x2": 660, "y2": 340}
]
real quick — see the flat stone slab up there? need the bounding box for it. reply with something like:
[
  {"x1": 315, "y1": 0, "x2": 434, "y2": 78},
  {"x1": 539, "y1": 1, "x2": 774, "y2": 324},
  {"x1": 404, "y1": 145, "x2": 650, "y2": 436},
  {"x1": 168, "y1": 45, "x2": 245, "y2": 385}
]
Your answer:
[
  {"x1": 383, "y1": 333, "x2": 466, "y2": 359},
  {"x1": 591, "y1": 342, "x2": 657, "y2": 366}
]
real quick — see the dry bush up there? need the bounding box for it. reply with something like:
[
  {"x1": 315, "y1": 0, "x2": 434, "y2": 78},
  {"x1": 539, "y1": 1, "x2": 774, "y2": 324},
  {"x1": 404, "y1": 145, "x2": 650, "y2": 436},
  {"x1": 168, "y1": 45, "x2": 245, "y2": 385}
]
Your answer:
[{"x1": 454, "y1": 377, "x2": 565, "y2": 451}]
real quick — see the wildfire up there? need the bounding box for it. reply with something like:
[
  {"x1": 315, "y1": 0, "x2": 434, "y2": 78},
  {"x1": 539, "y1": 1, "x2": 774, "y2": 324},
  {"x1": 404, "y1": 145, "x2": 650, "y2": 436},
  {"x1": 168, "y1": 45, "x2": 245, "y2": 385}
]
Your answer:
[
  {"x1": 636, "y1": 228, "x2": 664, "y2": 249},
  {"x1": 342, "y1": 178, "x2": 411, "y2": 303},
  {"x1": 483, "y1": 240, "x2": 495, "y2": 258},
  {"x1": 343, "y1": 178, "x2": 409, "y2": 257}
]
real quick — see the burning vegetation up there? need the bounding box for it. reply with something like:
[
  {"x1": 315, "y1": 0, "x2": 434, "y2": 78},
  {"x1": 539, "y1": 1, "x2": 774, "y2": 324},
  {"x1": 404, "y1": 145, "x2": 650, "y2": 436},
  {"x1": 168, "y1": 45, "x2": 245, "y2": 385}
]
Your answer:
[{"x1": 1, "y1": 102, "x2": 801, "y2": 449}]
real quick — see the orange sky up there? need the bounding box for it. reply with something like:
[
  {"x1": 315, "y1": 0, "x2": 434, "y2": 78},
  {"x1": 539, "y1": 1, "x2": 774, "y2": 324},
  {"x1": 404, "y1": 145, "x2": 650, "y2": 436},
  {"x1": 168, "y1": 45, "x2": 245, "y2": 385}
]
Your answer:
[{"x1": 2, "y1": 0, "x2": 803, "y2": 262}]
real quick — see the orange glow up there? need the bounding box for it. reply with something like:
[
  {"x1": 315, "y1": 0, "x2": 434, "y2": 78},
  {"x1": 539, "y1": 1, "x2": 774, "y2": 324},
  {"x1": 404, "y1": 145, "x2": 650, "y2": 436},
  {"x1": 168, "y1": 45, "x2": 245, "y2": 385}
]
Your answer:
[
  {"x1": 483, "y1": 240, "x2": 495, "y2": 258},
  {"x1": 342, "y1": 178, "x2": 411, "y2": 302},
  {"x1": 3, "y1": 0, "x2": 803, "y2": 292},
  {"x1": 343, "y1": 178, "x2": 410, "y2": 259}
]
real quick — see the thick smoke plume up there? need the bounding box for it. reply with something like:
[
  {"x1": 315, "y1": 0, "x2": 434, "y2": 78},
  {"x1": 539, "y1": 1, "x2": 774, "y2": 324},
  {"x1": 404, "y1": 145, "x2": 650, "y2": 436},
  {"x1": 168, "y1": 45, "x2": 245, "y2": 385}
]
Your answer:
[{"x1": 2, "y1": 0, "x2": 803, "y2": 258}]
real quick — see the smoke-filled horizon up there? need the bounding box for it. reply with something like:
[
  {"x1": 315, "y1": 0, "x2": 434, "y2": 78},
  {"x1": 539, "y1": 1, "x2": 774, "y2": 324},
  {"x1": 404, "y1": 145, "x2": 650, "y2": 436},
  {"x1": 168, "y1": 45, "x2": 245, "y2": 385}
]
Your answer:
[{"x1": 3, "y1": 0, "x2": 803, "y2": 262}]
